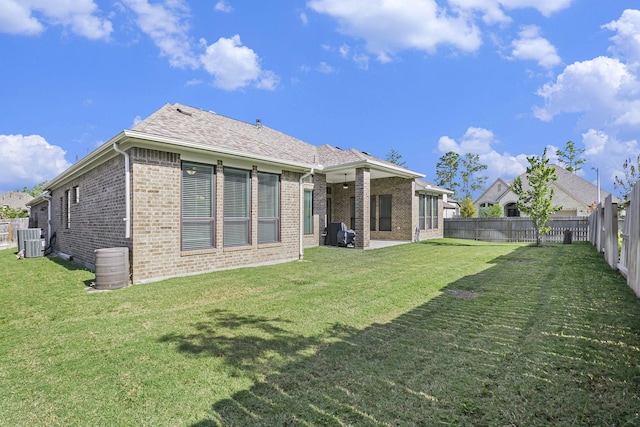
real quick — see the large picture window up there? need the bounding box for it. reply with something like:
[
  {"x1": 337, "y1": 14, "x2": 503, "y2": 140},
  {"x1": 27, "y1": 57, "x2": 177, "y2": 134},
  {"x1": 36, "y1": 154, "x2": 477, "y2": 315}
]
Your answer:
[
  {"x1": 304, "y1": 189, "x2": 313, "y2": 234},
  {"x1": 258, "y1": 172, "x2": 280, "y2": 244},
  {"x1": 418, "y1": 194, "x2": 439, "y2": 230},
  {"x1": 182, "y1": 162, "x2": 215, "y2": 250},
  {"x1": 224, "y1": 168, "x2": 251, "y2": 247},
  {"x1": 379, "y1": 195, "x2": 392, "y2": 231}
]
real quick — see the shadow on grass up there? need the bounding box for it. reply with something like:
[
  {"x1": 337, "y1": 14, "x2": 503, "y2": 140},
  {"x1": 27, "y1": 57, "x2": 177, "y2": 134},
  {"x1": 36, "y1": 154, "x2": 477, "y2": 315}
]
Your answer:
[
  {"x1": 168, "y1": 244, "x2": 640, "y2": 426},
  {"x1": 159, "y1": 310, "x2": 340, "y2": 379}
]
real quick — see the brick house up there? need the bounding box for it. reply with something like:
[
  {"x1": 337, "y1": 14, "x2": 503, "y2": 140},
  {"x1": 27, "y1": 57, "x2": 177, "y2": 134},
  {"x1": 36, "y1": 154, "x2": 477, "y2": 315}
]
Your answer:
[
  {"x1": 28, "y1": 103, "x2": 450, "y2": 284},
  {"x1": 475, "y1": 164, "x2": 619, "y2": 217}
]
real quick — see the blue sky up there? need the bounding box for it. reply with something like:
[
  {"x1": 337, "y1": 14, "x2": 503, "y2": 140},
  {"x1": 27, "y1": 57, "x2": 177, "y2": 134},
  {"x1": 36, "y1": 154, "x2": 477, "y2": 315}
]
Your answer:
[{"x1": 1, "y1": 0, "x2": 639, "y2": 199}]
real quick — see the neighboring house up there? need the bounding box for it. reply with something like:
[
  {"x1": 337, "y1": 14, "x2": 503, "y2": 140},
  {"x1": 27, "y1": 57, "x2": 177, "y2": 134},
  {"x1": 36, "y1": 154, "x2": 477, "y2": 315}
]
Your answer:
[
  {"x1": 442, "y1": 196, "x2": 460, "y2": 219},
  {"x1": 475, "y1": 165, "x2": 619, "y2": 217},
  {"x1": 0, "y1": 191, "x2": 33, "y2": 212},
  {"x1": 28, "y1": 103, "x2": 451, "y2": 284}
]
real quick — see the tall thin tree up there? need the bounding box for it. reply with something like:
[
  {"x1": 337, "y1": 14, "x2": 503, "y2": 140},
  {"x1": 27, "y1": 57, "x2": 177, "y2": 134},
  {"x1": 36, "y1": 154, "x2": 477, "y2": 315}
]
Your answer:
[
  {"x1": 511, "y1": 149, "x2": 562, "y2": 246},
  {"x1": 435, "y1": 151, "x2": 461, "y2": 199},
  {"x1": 460, "y1": 153, "x2": 488, "y2": 200},
  {"x1": 556, "y1": 140, "x2": 585, "y2": 174}
]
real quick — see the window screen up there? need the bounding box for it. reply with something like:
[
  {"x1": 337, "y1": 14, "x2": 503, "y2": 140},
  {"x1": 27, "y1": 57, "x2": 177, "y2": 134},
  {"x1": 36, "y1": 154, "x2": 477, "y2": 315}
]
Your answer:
[
  {"x1": 258, "y1": 172, "x2": 280, "y2": 244},
  {"x1": 224, "y1": 168, "x2": 250, "y2": 246},
  {"x1": 182, "y1": 163, "x2": 214, "y2": 250},
  {"x1": 379, "y1": 195, "x2": 392, "y2": 231}
]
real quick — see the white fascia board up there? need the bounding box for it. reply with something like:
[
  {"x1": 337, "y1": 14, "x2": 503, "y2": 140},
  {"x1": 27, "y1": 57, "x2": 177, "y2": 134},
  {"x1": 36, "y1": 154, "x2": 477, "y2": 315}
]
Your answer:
[
  {"x1": 416, "y1": 187, "x2": 454, "y2": 195},
  {"x1": 322, "y1": 159, "x2": 424, "y2": 179},
  {"x1": 122, "y1": 130, "x2": 318, "y2": 172},
  {"x1": 39, "y1": 131, "x2": 128, "y2": 193},
  {"x1": 39, "y1": 130, "x2": 319, "y2": 194}
]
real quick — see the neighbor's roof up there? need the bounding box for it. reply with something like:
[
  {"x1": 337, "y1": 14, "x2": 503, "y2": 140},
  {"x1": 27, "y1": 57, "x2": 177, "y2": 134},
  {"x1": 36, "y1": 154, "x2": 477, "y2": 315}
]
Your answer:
[
  {"x1": 0, "y1": 191, "x2": 33, "y2": 210},
  {"x1": 415, "y1": 179, "x2": 453, "y2": 195},
  {"x1": 513, "y1": 165, "x2": 619, "y2": 206},
  {"x1": 477, "y1": 164, "x2": 619, "y2": 206}
]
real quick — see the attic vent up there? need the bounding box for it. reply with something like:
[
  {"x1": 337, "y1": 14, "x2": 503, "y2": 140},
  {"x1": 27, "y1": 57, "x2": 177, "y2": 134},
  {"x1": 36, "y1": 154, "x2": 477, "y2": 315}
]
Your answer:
[
  {"x1": 362, "y1": 151, "x2": 371, "y2": 155},
  {"x1": 176, "y1": 108, "x2": 192, "y2": 116},
  {"x1": 256, "y1": 119, "x2": 262, "y2": 128}
]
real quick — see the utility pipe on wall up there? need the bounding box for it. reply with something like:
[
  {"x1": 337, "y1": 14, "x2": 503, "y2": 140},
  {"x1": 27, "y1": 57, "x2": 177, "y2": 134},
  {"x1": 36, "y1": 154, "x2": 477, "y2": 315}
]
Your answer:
[
  {"x1": 113, "y1": 142, "x2": 131, "y2": 239},
  {"x1": 42, "y1": 191, "x2": 52, "y2": 243},
  {"x1": 299, "y1": 168, "x2": 314, "y2": 260}
]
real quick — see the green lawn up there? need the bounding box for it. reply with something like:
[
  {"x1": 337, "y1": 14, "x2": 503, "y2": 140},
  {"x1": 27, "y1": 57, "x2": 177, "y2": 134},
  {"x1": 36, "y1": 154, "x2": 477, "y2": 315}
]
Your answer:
[{"x1": 1, "y1": 240, "x2": 639, "y2": 426}]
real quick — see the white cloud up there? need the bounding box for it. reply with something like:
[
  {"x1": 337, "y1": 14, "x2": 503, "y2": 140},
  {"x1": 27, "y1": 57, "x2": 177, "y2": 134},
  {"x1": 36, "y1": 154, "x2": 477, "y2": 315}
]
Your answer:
[
  {"x1": 450, "y1": 0, "x2": 573, "y2": 22},
  {"x1": 308, "y1": 0, "x2": 574, "y2": 61},
  {"x1": 510, "y1": 25, "x2": 560, "y2": 68},
  {"x1": 307, "y1": 0, "x2": 482, "y2": 61},
  {"x1": 214, "y1": 0, "x2": 233, "y2": 13},
  {"x1": 123, "y1": 0, "x2": 198, "y2": 68},
  {"x1": 581, "y1": 129, "x2": 638, "y2": 185},
  {"x1": 316, "y1": 61, "x2": 335, "y2": 73},
  {"x1": 0, "y1": 134, "x2": 70, "y2": 191},
  {"x1": 300, "y1": 11, "x2": 308, "y2": 25},
  {"x1": 200, "y1": 35, "x2": 279, "y2": 90},
  {"x1": 0, "y1": 0, "x2": 112, "y2": 40},
  {"x1": 533, "y1": 56, "x2": 640, "y2": 126},
  {"x1": 603, "y1": 9, "x2": 640, "y2": 64},
  {"x1": 132, "y1": 115, "x2": 143, "y2": 126},
  {"x1": 437, "y1": 127, "x2": 529, "y2": 184}
]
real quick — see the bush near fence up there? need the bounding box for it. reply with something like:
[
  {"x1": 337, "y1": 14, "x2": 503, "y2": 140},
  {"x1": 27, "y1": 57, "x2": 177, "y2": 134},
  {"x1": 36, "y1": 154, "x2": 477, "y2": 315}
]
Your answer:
[{"x1": 444, "y1": 217, "x2": 589, "y2": 243}]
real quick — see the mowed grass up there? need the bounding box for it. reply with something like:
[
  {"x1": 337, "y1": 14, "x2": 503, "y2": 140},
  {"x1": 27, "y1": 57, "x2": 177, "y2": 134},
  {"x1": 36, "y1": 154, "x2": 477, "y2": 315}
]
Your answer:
[{"x1": 1, "y1": 240, "x2": 639, "y2": 426}]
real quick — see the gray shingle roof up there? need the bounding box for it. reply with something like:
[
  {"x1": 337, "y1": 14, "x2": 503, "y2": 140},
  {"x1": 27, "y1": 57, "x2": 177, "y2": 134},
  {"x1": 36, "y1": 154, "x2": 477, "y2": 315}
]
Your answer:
[
  {"x1": 415, "y1": 179, "x2": 453, "y2": 194},
  {"x1": 132, "y1": 103, "x2": 318, "y2": 165},
  {"x1": 0, "y1": 191, "x2": 33, "y2": 209},
  {"x1": 131, "y1": 103, "x2": 421, "y2": 176},
  {"x1": 517, "y1": 165, "x2": 619, "y2": 205}
]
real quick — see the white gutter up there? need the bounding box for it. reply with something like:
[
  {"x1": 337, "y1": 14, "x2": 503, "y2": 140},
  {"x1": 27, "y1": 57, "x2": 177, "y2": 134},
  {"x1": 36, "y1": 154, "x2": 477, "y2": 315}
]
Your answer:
[
  {"x1": 299, "y1": 167, "x2": 314, "y2": 260},
  {"x1": 42, "y1": 191, "x2": 52, "y2": 244},
  {"x1": 112, "y1": 142, "x2": 131, "y2": 239}
]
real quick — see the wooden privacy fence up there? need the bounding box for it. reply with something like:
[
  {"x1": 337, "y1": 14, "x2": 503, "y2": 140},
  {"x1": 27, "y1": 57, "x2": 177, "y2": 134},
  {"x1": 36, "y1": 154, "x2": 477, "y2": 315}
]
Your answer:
[
  {"x1": 444, "y1": 217, "x2": 589, "y2": 243},
  {"x1": 592, "y1": 187, "x2": 640, "y2": 298},
  {"x1": 0, "y1": 218, "x2": 29, "y2": 248}
]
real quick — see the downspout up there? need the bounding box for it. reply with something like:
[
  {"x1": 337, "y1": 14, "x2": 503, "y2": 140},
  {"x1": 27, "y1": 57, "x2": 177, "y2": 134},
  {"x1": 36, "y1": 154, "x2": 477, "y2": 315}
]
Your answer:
[
  {"x1": 113, "y1": 142, "x2": 131, "y2": 239},
  {"x1": 42, "y1": 191, "x2": 52, "y2": 244},
  {"x1": 299, "y1": 168, "x2": 314, "y2": 260}
]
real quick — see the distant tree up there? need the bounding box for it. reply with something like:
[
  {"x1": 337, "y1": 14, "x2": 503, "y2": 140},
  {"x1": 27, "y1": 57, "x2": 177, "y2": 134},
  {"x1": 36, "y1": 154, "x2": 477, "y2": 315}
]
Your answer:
[
  {"x1": 556, "y1": 140, "x2": 585, "y2": 173},
  {"x1": 460, "y1": 198, "x2": 476, "y2": 218},
  {"x1": 16, "y1": 181, "x2": 47, "y2": 197},
  {"x1": 436, "y1": 151, "x2": 488, "y2": 200},
  {"x1": 480, "y1": 204, "x2": 503, "y2": 218},
  {"x1": 385, "y1": 149, "x2": 406, "y2": 167},
  {"x1": 511, "y1": 149, "x2": 562, "y2": 246},
  {"x1": 0, "y1": 206, "x2": 28, "y2": 219},
  {"x1": 614, "y1": 154, "x2": 640, "y2": 201},
  {"x1": 435, "y1": 151, "x2": 461, "y2": 198},
  {"x1": 460, "y1": 153, "x2": 488, "y2": 200}
]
